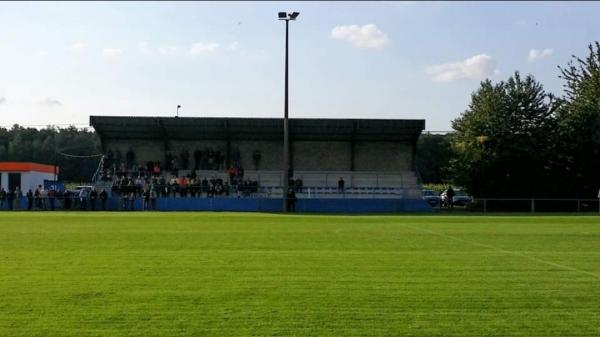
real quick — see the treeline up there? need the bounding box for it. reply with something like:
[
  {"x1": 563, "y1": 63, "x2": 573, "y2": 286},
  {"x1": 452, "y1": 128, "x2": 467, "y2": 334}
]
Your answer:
[
  {"x1": 416, "y1": 42, "x2": 600, "y2": 198},
  {"x1": 0, "y1": 125, "x2": 101, "y2": 182}
]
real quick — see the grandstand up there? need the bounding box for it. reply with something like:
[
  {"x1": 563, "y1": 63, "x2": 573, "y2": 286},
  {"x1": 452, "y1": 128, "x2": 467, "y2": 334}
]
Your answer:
[{"x1": 89, "y1": 116, "x2": 429, "y2": 211}]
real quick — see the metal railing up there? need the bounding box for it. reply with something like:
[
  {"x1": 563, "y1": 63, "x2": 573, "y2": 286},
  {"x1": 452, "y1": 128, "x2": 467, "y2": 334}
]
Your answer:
[{"x1": 473, "y1": 198, "x2": 600, "y2": 213}]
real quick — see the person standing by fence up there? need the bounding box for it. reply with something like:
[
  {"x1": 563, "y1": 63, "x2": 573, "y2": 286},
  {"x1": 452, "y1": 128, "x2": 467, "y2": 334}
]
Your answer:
[
  {"x1": 142, "y1": 188, "x2": 149, "y2": 211},
  {"x1": 99, "y1": 189, "x2": 108, "y2": 211},
  {"x1": 26, "y1": 189, "x2": 33, "y2": 210},
  {"x1": 6, "y1": 189, "x2": 14, "y2": 211},
  {"x1": 14, "y1": 187, "x2": 21, "y2": 210},
  {"x1": 128, "y1": 192, "x2": 135, "y2": 211},
  {"x1": 89, "y1": 188, "x2": 98, "y2": 211},
  {"x1": 48, "y1": 187, "x2": 56, "y2": 211},
  {"x1": 150, "y1": 188, "x2": 157, "y2": 211},
  {"x1": 0, "y1": 188, "x2": 6, "y2": 210}
]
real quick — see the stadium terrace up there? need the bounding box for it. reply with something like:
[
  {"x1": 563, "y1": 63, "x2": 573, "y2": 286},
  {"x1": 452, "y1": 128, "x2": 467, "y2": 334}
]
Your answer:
[{"x1": 87, "y1": 116, "x2": 430, "y2": 212}]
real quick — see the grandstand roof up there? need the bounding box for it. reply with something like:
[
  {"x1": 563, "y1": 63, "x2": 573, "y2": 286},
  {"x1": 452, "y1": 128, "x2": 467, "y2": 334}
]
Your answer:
[{"x1": 90, "y1": 116, "x2": 425, "y2": 142}]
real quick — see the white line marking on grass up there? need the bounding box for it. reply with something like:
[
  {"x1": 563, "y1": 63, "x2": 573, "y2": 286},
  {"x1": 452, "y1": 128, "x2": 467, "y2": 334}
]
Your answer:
[{"x1": 400, "y1": 224, "x2": 600, "y2": 280}]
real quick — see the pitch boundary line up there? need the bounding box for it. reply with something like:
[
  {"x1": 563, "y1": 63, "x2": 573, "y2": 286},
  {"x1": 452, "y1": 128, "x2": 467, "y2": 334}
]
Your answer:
[{"x1": 399, "y1": 223, "x2": 600, "y2": 280}]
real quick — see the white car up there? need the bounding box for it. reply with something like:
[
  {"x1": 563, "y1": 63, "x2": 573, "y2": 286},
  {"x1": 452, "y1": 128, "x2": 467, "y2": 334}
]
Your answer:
[{"x1": 440, "y1": 189, "x2": 473, "y2": 207}]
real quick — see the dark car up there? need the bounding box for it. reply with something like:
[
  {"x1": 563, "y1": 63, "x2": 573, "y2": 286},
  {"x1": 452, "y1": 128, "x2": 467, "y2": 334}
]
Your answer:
[{"x1": 422, "y1": 189, "x2": 441, "y2": 207}]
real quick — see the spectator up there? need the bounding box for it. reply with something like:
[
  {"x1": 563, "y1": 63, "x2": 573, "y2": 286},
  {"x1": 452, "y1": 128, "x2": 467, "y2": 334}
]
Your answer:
[
  {"x1": 446, "y1": 186, "x2": 455, "y2": 209},
  {"x1": 26, "y1": 189, "x2": 34, "y2": 210},
  {"x1": 14, "y1": 186, "x2": 21, "y2": 210},
  {"x1": 89, "y1": 188, "x2": 98, "y2": 211},
  {"x1": 99, "y1": 189, "x2": 108, "y2": 211},
  {"x1": 121, "y1": 193, "x2": 128, "y2": 211},
  {"x1": 0, "y1": 188, "x2": 6, "y2": 210},
  {"x1": 150, "y1": 187, "x2": 157, "y2": 210},
  {"x1": 63, "y1": 190, "x2": 72, "y2": 210},
  {"x1": 6, "y1": 188, "x2": 15, "y2": 211},
  {"x1": 79, "y1": 188, "x2": 89, "y2": 210},
  {"x1": 48, "y1": 187, "x2": 56, "y2": 211},
  {"x1": 338, "y1": 177, "x2": 345, "y2": 193},
  {"x1": 179, "y1": 176, "x2": 188, "y2": 197},
  {"x1": 142, "y1": 188, "x2": 150, "y2": 211},
  {"x1": 39, "y1": 186, "x2": 47, "y2": 210},
  {"x1": 253, "y1": 150, "x2": 261, "y2": 170},
  {"x1": 128, "y1": 192, "x2": 136, "y2": 211},
  {"x1": 34, "y1": 186, "x2": 42, "y2": 210},
  {"x1": 287, "y1": 188, "x2": 296, "y2": 212},
  {"x1": 153, "y1": 162, "x2": 161, "y2": 176}
]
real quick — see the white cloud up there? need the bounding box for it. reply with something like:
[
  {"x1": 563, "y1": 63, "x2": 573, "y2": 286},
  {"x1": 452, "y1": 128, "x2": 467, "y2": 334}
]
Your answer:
[
  {"x1": 158, "y1": 45, "x2": 178, "y2": 55},
  {"x1": 71, "y1": 42, "x2": 87, "y2": 51},
  {"x1": 37, "y1": 98, "x2": 62, "y2": 107},
  {"x1": 36, "y1": 50, "x2": 49, "y2": 57},
  {"x1": 0, "y1": 97, "x2": 6, "y2": 105},
  {"x1": 102, "y1": 48, "x2": 123, "y2": 57},
  {"x1": 528, "y1": 48, "x2": 553, "y2": 62},
  {"x1": 331, "y1": 24, "x2": 390, "y2": 49},
  {"x1": 188, "y1": 42, "x2": 220, "y2": 56},
  {"x1": 227, "y1": 41, "x2": 239, "y2": 51},
  {"x1": 426, "y1": 54, "x2": 499, "y2": 83},
  {"x1": 137, "y1": 41, "x2": 151, "y2": 53}
]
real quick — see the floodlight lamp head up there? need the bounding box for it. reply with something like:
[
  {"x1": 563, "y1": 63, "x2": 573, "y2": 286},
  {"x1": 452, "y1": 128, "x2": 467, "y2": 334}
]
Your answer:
[
  {"x1": 278, "y1": 12, "x2": 287, "y2": 19},
  {"x1": 289, "y1": 12, "x2": 300, "y2": 19}
]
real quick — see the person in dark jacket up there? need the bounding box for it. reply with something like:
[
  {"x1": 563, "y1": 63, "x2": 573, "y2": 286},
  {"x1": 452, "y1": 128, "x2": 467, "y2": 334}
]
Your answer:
[
  {"x1": 48, "y1": 188, "x2": 56, "y2": 211},
  {"x1": 142, "y1": 188, "x2": 150, "y2": 211},
  {"x1": 34, "y1": 186, "x2": 41, "y2": 210},
  {"x1": 337, "y1": 177, "x2": 345, "y2": 193},
  {"x1": 0, "y1": 188, "x2": 6, "y2": 210},
  {"x1": 446, "y1": 186, "x2": 455, "y2": 209},
  {"x1": 286, "y1": 188, "x2": 296, "y2": 212},
  {"x1": 99, "y1": 189, "x2": 108, "y2": 211},
  {"x1": 6, "y1": 189, "x2": 14, "y2": 211},
  {"x1": 89, "y1": 188, "x2": 98, "y2": 211},
  {"x1": 26, "y1": 189, "x2": 34, "y2": 210}
]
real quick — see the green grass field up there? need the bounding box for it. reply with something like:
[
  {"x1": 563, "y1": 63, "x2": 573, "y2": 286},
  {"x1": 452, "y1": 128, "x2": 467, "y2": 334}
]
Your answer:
[{"x1": 1, "y1": 212, "x2": 599, "y2": 337}]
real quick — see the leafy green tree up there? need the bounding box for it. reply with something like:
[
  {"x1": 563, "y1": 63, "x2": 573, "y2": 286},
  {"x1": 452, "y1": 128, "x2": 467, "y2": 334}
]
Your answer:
[
  {"x1": 0, "y1": 125, "x2": 101, "y2": 182},
  {"x1": 450, "y1": 72, "x2": 559, "y2": 197},
  {"x1": 415, "y1": 133, "x2": 453, "y2": 184},
  {"x1": 556, "y1": 42, "x2": 600, "y2": 197}
]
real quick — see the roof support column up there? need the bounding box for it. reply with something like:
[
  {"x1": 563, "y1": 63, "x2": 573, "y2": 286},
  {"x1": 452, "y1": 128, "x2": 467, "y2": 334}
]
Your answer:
[{"x1": 350, "y1": 139, "x2": 355, "y2": 171}]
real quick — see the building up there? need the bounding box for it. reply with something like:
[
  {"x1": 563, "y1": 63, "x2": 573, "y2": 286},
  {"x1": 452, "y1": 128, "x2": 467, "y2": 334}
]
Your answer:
[
  {"x1": 89, "y1": 116, "x2": 430, "y2": 212},
  {"x1": 0, "y1": 162, "x2": 59, "y2": 192}
]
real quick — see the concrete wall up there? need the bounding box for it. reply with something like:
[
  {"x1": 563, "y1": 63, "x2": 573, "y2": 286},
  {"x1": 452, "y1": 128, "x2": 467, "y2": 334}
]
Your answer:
[
  {"x1": 103, "y1": 139, "x2": 415, "y2": 172},
  {"x1": 292, "y1": 141, "x2": 352, "y2": 171},
  {"x1": 354, "y1": 141, "x2": 413, "y2": 171}
]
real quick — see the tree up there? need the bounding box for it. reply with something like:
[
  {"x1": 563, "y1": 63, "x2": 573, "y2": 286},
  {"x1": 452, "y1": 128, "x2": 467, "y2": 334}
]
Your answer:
[
  {"x1": 450, "y1": 72, "x2": 559, "y2": 197},
  {"x1": 556, "y1": 42, "x2": 600, "y2": 197},
  {"x1": 415, "y1": 133, "x2": 453, "y2": 184},
  {"x1": 0, "y1": 125, "x2": 101, "y2": 182}
]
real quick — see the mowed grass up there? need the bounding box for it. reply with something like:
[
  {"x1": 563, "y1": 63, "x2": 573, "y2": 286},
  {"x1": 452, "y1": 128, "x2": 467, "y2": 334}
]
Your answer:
[{"x1": 0, "y1": 213, "x2": 599, "y2": 337}]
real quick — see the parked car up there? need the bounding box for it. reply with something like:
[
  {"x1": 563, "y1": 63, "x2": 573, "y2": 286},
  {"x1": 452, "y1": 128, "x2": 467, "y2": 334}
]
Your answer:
[
  {"x1": 440, "y1": 189, "x2": 473, "y2": 207},
  {"x1": 422, "y1": 189, "x2": 441, "y2": 207}
]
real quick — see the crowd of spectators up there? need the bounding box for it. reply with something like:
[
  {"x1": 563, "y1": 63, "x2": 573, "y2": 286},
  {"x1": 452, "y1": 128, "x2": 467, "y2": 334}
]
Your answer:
[
  {"x1": 0, "y1": 185, "x2": 109, "y2": 211},
  {"x1": 96, "y1": 147, "x2": 260, "y2": 199}
]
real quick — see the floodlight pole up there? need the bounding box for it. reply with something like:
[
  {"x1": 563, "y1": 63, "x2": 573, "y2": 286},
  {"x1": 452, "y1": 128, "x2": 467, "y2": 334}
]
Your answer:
[{"x1": 282, "y1": 17, "x2": 290, "y2": 212}]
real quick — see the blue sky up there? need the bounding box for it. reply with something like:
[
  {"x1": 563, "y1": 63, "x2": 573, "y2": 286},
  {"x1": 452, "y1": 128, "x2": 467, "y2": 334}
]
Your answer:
[{"x1": 0, "y1": 1, "x2": 599, "y2": 130}]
